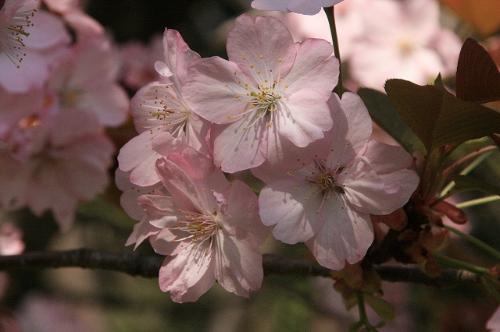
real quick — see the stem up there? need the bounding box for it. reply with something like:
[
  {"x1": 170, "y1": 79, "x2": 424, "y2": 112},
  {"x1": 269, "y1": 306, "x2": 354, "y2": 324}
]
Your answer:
[
  {"x1": 456, "y1": 195, "x2": 500, "y2": 209},
  {"x1": 434, "y1": 253, "x2": 489, "y2": 275},
  {"x1": 444, "y1": 224, "x2": 500, "y2": 260},
  {"x1": 356, "y1": 292, "x2": 368, "y2": 321},
  {"x1": 442, "y1": 146, "x2": 496, "y2": 181},
  {"x1": 440, "y1": 150, "x2": 495, "y2": 197},
  {"x1": 325, "y1": 6, "x2": 344, "y2": 96},
  {"x1": 356, "y1": 292, "x2": 377, "y2": 331}
]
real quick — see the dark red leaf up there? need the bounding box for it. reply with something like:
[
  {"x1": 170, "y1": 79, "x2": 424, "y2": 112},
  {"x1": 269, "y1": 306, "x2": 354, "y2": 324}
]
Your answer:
[{"x1": 456, "y1": 38, "x2": 500, "y2": 103}]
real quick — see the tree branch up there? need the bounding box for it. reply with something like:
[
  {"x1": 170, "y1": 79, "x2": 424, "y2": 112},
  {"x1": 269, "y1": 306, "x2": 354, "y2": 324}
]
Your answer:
[{"x1": 0, "y1": 249, "x2": 481, "y2": 286}]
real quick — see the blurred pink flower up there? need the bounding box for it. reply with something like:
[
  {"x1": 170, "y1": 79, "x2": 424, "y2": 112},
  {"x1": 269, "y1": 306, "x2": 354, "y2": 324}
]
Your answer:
[
  {"x1": 43, "y1": 0, "x2": 103, "y2": 38},
  {"x1": 260, "y1": 10, "x2": 332, "y2": 44},
  {"x1": 131, "y1": 146, "x2": 267, "y2": 302},
  {"x1": 17, "y1": 295, "x2": 101, "y2": 332},
  {"x1": 0, "y1": 218, "x2": 24, "y2": 255},
  {"x1": 119, "y1": 35, "x2": 163, "y2": 89},
  {"x1": 488, "y1": 307, "x2": 500, "y2": 332},
  {"x1": 256, "y1": 92, "x2": 419, "y2": 270},
  {"x1": 344, "y1": 0, "x2": 460, "y2": 90},
  {"x1": 0, "y1": 1, "x2": 70, "y2": 92},
  {"x1": 0, "y1": 94, "x2": 114, "y2": 230},
  {"x1": 251, "y1": 0, "x2": 343, "y2": 15},
  {"x1": 49, "y1": 37, "x2": 129, "y2": 127},
  {"x1": 334, "y1": 0, "x2": 363, "y2": 59},
  {"x1": 118, "y1": 29, "x2": 209, "y2": 187},
  {"x1": 184, "y1": 14, "x2": 338, "y2": 173}
]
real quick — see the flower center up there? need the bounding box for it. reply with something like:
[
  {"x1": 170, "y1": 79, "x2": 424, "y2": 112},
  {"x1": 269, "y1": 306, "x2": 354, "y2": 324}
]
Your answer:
[
  {"x1": 307, "y1": 160, "x2": 345, "y2": 195},
  {"x1": 173, "y1": 210, "x2": 219, "y2": 244},
  {"x1": 60, "y1": 88, "x2": 83, "y2": 107},
  {"x1": 149, "y1": 102, "x2": 190, "y2": 136},
  {"x1": 250, "y1": 85, "x2": 281, "y2": 117},
  {"x1": 397, "y1": 37, "x2": 415, "y2": 57},
  {"x1": 1, "y1": 7, "x2": 36, "y2": 68}
]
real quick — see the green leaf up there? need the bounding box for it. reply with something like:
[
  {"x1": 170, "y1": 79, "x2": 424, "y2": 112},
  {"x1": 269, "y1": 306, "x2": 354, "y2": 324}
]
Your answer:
[
  {"x1": 452, "y1": 175, "x2": 500, "y2": 196},
  {"x1": 364, "y1": 294, "x2": 395, "y2": 322},
  {"x1": 358, "y1": 88, "x2": 424, "y2": 153},
  {"x1": 385, "y1": 79, "x2": 500, "y2": 153}
]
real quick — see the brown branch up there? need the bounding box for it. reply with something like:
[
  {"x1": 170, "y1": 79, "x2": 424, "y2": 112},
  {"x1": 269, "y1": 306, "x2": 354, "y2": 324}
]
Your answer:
[{"x1": 0, "y1": 249, "x2": 481, "y2": 286}]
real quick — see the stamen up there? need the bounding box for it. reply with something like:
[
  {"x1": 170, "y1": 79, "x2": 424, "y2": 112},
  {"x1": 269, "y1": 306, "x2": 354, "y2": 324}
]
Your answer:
[
  {"x1": 170, "y1": 210, "x2": 219, "y2": 244},
  {"x1": 307, "y1": 159, "x2": 345, "y2": 195},
  {"x1": 1, "y1": 7, "x2": 37, "y2": 68}
]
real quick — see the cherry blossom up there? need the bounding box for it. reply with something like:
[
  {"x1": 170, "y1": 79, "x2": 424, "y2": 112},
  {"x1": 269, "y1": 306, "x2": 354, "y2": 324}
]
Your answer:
[
  {"x1": 0, "y1": 1, "x2": 70, "y2": 92},
  {"x1": 129, "y1": 146, "x2": 267, "y2": 302},
  {"x1": 48, "y1": 37, "x2": 129, "y2": 127},
  {"x1": 184, "y1": 14, "x2": 339, "y2": 173},
  {"x1": 345, "y1": 0, "x2": 461, "y2": 90},
  {"x1": 0, "y1": 92, "x2": 114, "y2": 230},
  {"x1": 251, "y1": 0, "x2": 343, "y2": 15},
  {"x1": 256, "y1": 92, "x2": 419, "y2": 270},
  {"x1": 118, "y1": 29, "x2": 209, "y2": 187}
]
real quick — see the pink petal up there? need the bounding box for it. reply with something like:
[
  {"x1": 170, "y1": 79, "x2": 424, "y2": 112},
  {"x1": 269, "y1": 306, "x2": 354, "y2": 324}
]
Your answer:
[
  {"x1": 278, "y1": 89, "x2": 332, "y2": 147},
  {"x1": 307, "y1": 195, "x2": 373, "y2": 270},
  {"x1": 137, "y1": 194, "x2": 178, "y2": 228},
  {"x1": 224, "y1": 180, "x2": 268, "y2": 246},
  {"x1": 117, "y1": 131, "x2": 162, "y2": 186},
  {"x1": 0, "y1": 52, "x2": 49, "y2": 93},
  {"x1": 213, "y1": 117, "x2": 267, "y2": 173},
  {"x1": 214, "y1": 234, "x2": 263, "y2": 297},
  {"x1": 78, "y1": 84, "x2": 129, "y2": 127},
  {"x1": 362, "y1": 140, "x2": 414, "y2": 174},
  {"x1": 326, "y1": 92, "x2": 372, "y2": 169},
  {"x1": 342, "y1": 161, "x2": 419, "y2": 215},
  {"x1": 161, "y1": 29, "x2": 201, "y2": 85},
  {"x1": 158, "y1": 243, "x2": 215, "y2": 303},
  {"x1": 183, "y1": 57, "x2": 252, "y2": 124},
  {"x1": 227, "y1": 15, "x2": 295, "y2": 83},
  {"x1": 23, "y1": 11, "x2": 70, "y2": 49},
  {"x1": 282, "y1": 38, "x2": 338, "y2": 96},
  {"x1": 259, "y1": 179, "x2": 323, "y2": 244},
  {"x1": 125, "y1": 220, "x2": 160, "y2": 249}
]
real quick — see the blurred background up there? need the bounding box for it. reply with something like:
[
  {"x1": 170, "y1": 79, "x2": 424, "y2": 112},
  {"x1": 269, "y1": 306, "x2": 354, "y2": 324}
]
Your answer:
[{"x1": 1, "y1": 0, "x2": 499, "y2": 331}]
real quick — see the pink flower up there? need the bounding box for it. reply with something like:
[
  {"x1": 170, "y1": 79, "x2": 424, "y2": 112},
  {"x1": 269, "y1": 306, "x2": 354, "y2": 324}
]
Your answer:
[
  {"x1": 256, "y1": 92, "x2": 419, "y2": 270},
  {"x1": 48, "y1": 37, "x2": 129, "y2": 127},
  {"x1": 0, "y1": 93, "x2": 114, "y2": 230},
  {"x1": 251, "y1": 0, "x2": 343, "y2": 15},
  {"x1": 119, "y1": 35, "x2": 164, "y2": 89},
  {"x1": 346, "y1": 0, "x2": 461, "y2": 90},
  {"x1": 0, "y1": 1, "x2": 70, "y2": 92},
  {"x1": 130, "y1": 146, "x2": 267, "y2": 302},
  {"x1": 184, "y1": 14, "x2": 339, "y2": 173},
  {"x1": 118, "y1": 29, "x2": 209, "y2": 187}
]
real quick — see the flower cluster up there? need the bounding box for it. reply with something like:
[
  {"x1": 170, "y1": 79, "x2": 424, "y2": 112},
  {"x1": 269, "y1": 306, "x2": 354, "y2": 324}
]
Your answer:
[
  {"x1": 118, "y1": 14, "x2": 419, "y2": 302},
  {"x1": 0, "y1": 0, "x2": 128, "y2": 229}
]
